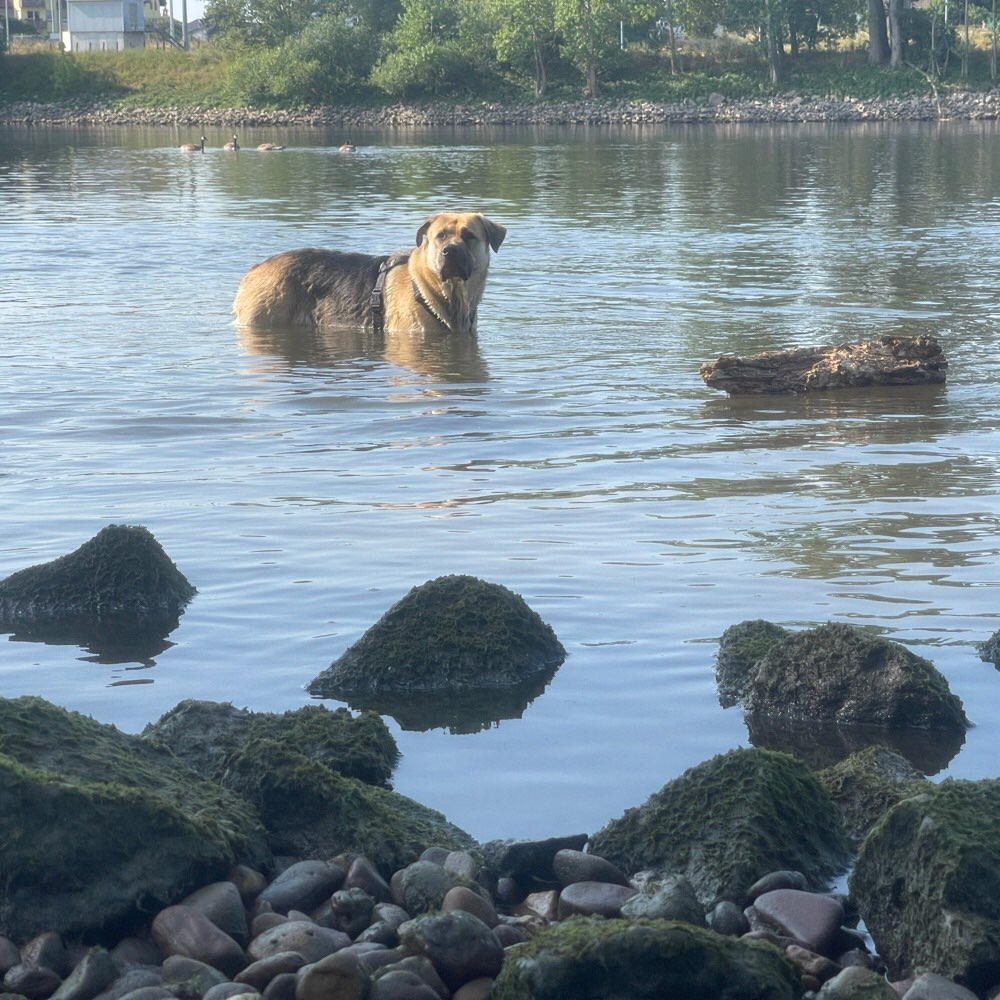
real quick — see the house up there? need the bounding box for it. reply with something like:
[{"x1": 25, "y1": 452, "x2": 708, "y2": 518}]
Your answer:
[{"x1": 62, "y1": 0, "x2": 144, "y2": 50}]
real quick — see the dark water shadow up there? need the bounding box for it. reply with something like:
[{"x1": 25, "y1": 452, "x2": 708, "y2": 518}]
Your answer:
[
  {"x1": 744, "y1": 712, "x2": 965, "y2": 776},
  {"x1": 238, "y1": 323, "x2": 490, "y2": 383},
  {"x1": 1, "y1": 613, "x2": 180, "y2": 667},
  {"x1": 317, "y1": 670, "x2": 558, "y2": 734}
]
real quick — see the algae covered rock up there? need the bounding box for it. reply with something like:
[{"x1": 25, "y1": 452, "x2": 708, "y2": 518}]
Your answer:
[
  {"x1": 492, "y1": 916, "x2": 803, "y2": 999},
  {"x1": 220, "y1": 737, "x2": 475, "y2": 873},
  {"x1": 0, "y1": 525, "x2": 195, "y2": 656},
  {"x1": 0, "y1": 696, "x2": 270, "y2": 943},
  {"x1": 715, "y1": 620, "x2": 791, "y2": 707},
  {"x1": 849, "y1": 779, "x2": 1000, "y2": 994},
  {"x1": 306, "y1": 575, "x2": 566, "y2": 729},
  {"x1": 589, "y1": 748, "x2": 850, "y2": 906},
  {"x1": 143, "y1": 700, "x2": 399, "y2": 787},
  {"x1": 816, "y1": 745, "x2": 928, "y2": 842},
  {"x1": 743, "y1": 622, "x2": 968, "y2": 731},
  {"x1": 978, "y1": 629, "x2": 1000, "y2": 666}
]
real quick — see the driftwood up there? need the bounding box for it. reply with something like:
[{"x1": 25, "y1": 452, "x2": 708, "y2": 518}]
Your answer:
[{"x1": 699, "y1": 335, "x2": 947, "y2": 396}]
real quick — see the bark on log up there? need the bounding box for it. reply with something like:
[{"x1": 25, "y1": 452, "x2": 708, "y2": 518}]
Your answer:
[{"x1": 699, "y1": 336, "x2": 947, "y2": 396}]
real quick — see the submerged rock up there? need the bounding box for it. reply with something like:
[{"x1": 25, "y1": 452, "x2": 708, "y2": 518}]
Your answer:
[
  {"x1": 306, "y1": 576, "x2": 566, "y2": 722},
  {"x1": 0, "y1": 525, "x2": 195, "y2": 656},
  {"x1": 492, "y1": 917, "x2": 802, "y2": 999},
  {"x1": 734, "y1": 622, "x2": 968, "y2": 731},
  {"x1": 850, "y1": 779, "x2": 1000, "y2": 994},
  {"x1": 588, "y1": 748, "x2": 851, "y2": 906},
  {"x1": 0, "y1": 696, "x2": 270, "y2": 943},
  {"x1": 143, "y1": 700, "x2": 399, "y2": 787}
]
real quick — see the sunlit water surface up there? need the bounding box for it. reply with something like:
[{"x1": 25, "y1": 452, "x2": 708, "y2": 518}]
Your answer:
[{"x1": 1, "y1": 121, "x2": 998, "y2": 841}]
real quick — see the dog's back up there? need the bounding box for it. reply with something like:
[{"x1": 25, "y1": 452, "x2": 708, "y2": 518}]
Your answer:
[{"x1": 233, "y1": 249, "x2": 385, "y2": 329}]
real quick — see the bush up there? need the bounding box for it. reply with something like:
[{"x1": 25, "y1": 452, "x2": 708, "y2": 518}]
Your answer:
[{"x1": 369, "y1": 39, "x2": 479, "y2": 97}]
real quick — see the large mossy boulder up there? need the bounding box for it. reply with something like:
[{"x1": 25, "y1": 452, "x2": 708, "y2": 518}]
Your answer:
[
  {"x1": 849, "y1": 779, "x2": 1000, "y2": 994},
  {"x1": 0, "y1": 696, "x2": 270, "y2": 944},
  {"x1": 735, "y1": 622, "x2": 968, "y2": 731},
  {"x1": 306, "y1": 576, "x2": 566, "y2": 729},
  {"x1": 219, "y1": 737, "x2": 476, "y2": 873},
  {"x1": 492, "y1": 916, "x2": 803, "y2": 1000},
  {"x1": 816, "y1": 745, "x2": 928, "y2": 843},
  {"x1": 142, "y1": 700, "x2": 399, "y2": 787},
  {"x1": 0, "y1": 525, "x2": 195, "y2": 657},
  {"x1": 588, "y1": 748, "x2": 850, "y2": 907}
]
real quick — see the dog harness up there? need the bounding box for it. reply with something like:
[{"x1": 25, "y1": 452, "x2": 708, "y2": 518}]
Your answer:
[{"x1": 370, "y1": 251, "x2": 455, "y2": 333}]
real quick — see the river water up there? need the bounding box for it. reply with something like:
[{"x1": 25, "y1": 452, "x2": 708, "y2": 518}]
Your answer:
[{"x1": 1, "y1": 121, "x2": 998, "y2": 841}]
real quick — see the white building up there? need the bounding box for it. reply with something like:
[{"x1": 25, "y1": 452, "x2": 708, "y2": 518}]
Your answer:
[{"x1": 62, "y1": 0, "x2": 144, "y2": 50}]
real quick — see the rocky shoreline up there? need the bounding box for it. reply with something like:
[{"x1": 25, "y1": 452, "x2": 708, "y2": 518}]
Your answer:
[{"x1": 1, "y1": 90, "x2": 1000, "y2": 128}]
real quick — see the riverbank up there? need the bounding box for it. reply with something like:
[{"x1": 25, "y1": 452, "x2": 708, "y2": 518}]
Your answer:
[{"x1": 2, "y1": 90, "x2": 1000, "y2": 127}]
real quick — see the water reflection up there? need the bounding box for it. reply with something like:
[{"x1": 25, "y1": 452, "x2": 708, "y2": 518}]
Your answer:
[
  {"x1": 238, "y1": 324, "x2": 490, "y2": 382},
  {"x1": 744, "y1": 713, "x2": 964, "y2": 775}
]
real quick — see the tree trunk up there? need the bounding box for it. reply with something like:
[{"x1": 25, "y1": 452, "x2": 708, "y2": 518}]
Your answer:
[
  {"x1": 699, "y1": 336, "x2": 948, "y2": 395},
  {"x1": 533, "y1": 38, "x2": 547, "y2": 97},
  {"x1": 664, "y1": 0, "x2": 679, "y2": 74},
  {"x1": 868, "y1": 0, "x2": 890, "y2": 64},
  {"x1": 993, "y1": 0, "x2": 998, "y2": 80},
  {"x1": 586, "y1": 61, "x2": 599, "y2": 97},
  {"x1": 762, "y1": 0, "x2": 784, "y2": 83},
  {"x1": 888, "y1": 0, "x2": 905, "y2": 66}
]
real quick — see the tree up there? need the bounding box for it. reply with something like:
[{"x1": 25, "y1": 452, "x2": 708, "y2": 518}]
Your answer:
[
  {"x1": 206, "y1": 0, "x2": 327, "y2": 47},
  {"x1": 486, "y1": 0, "x2": 558, "y2": 96},
  {"x1": 866, "y1": 0, "x2": 890, "y2": 64},
  {"x1": 553, "y1": 0, "x2": 655, "y2": 97}
]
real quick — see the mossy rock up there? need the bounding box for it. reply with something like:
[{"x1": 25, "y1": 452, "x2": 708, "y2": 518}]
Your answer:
[
  {"x1": 306, "y1": 575, "x2": 566, "y2": 699},
  {"x1": 745, "y1": 623, "x2": 968, "y2": 731},
  {"x1": 816, "y1": 745, "x2": 928, "y2": 842},
  {"x1": 850, "y1": 779, "x2": 1000, "y2": 994},
  {"x1": 492, "y1": 916, "x2": 803, "y2": 999},
  {"x1": 143, "y1": 700, "x2": 399, "y2": 787},
  {"x1": 978, "y1": 629, "x2": 1000, "y2": 666},
  {"x1": 0, "y1": 696, "x2": 270, "y2": 943},
  {"x1": 588, "y1": 748, "x2": 850, "y2": 907},
  {"x1": 220, "y1": 737, "x2": 475, "y2": 874},
  {"x1": 715, "y1": 620, "x2": 791, "y2": 707}
]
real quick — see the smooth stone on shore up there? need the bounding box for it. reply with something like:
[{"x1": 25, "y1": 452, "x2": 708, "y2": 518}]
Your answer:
[
  {"x1": 620, "y1": 874, "x2": 706, "y2": 926},
  {"x1": 518, "y1": 891, "x2": 558, "y2": 922},
  {"x1": 745, "y1": 870, "x2": 808, "y2": 904},
  {"x1": 182, "y1": 882, "x2": 250, "y2": 948},
  {"x1": 234, "y1": 952, "x2": 308, "y2": 990},
  {"x1": 369, "y1": 969, "x2": 439, "y2": 1000},
  {"x1": 203, "y1": 986, "x2": 259, "y2": 1000},
  {"x1": 0, "y1": 938, "x2": 18, "y2": 974},
  {"x1": 152, "y1": 907, "x2": 246, "y2": 979},
  {"x1": 442, "y1": 852, "x2": 479, "y2": 882},
  {"x1": 556, "y1": 881, "x2": 638, "y2": 919},
  {"x1": 397, "y1": 861, "x2": 480, "y2": 916},
  {"x1": 815, "y1": 966, "x2": 898, "y2": 998},
  {"x1": 479, "y1": 834, "x2": 588, "y2": 883},
  {"x1": 707, "y1": 900, "x2": 750, "y2": 936},
  {"x1": 551, "y1": 849, "x2": 629, "y2": 888},
  {"x1": 294, "y1": 951, "x2": 368, "y2": 1000},
  {"x1": 751, "y1": 889, "x2": 844, "y2": 956},
  {"x1": 344, "y1": 858, "x2": 390, "y2": 904},
  {"x1": 256, "y1": 862, "x2": 345, "y2": 917},
  {"x1": 3, "y1": 963, "x2": 63, "y2": 1000},
  {"x1": 441, "y1": 887, "x2": 499, "y2": 929},
  {"x1": 160, "y1": 956, "x2": 229, "y2": 993},
  {"x1": 247, "y1": 922, "x2": 350, "y2": 964},
  {"x1": 21, "y1": 935, "x2": 69, "y2": 978},
  {"x1": 373, "y1": 956, "x2": 446, "y2": 998},
  {"x1": 452, "y1": 980, "x2": 494, "y2": 1000},
  {"x1": 329, "y1": 889, "x2": 376, "y2": 938},
  {"x1": 116, "y1": 989, "x2": 174, "y2": 1000},
  {"x1": 399, "y1": 912, "x2": 503, "y2": 992},
  {"x1": 49, "y1": 947, "x2": 118, "y2": 1000},
  {"x1": 92, "y1": 967, "x2": 162, "y2": 1000}
]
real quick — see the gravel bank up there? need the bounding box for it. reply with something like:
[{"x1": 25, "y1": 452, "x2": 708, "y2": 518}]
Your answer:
[{"x1": 1, "y1": 91, "x2": 999, "y2": 128}]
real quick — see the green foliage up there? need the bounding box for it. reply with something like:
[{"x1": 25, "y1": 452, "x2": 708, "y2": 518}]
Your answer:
[
  {"x1": 226, "y1": 14, "x2": 378, "y2": 104},
  {"x1": 0, "y1": 51, "x2": 122, "y2": 101}
]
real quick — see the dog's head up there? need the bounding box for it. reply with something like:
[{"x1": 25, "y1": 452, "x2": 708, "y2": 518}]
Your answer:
[{"x1": 415, "y1": 213, "x2": 506, "y2": 282}]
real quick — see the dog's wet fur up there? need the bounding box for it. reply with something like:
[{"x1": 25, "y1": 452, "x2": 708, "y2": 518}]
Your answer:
[{"x1": 233, "y1": 212, "x2": 506, "y2": 335}]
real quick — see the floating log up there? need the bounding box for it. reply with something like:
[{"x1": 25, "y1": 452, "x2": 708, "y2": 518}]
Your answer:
[{"x1": 699, "y1": 335, "x2": 947, "y2": 396}]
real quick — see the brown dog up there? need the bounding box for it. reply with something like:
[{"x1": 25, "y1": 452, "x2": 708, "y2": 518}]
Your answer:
[{"x1": 232, "y1": 212, "x2": 506, "y2": 335}]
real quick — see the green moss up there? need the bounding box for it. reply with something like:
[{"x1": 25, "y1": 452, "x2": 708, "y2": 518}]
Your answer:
[
  {"x1": 220, "y1": 737, "x2": 475, "y2": 873},
  {"x1": 307, "y1": 575, "x2": 566, "y2": 697},
  {"x1": 850, "y1": 779, "x2": 1000, "y2": 992},
  {"x1": 492, "y1": 917, "x2": 803, "y2": 999},
  {"x1": 589, "y1": 748, "x2": 851, "y2": 906},
  {"x1": 715, "y1": 620, "x2": 790, "y2": 706}
]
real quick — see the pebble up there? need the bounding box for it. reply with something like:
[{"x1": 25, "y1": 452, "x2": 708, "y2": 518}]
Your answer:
[
  {"x1": 256, "y1": 860, "x2": 344, "y2": 916},
  {"x1": 151, "y1": 907, "x2": 246, "y2": 978},
  {"x1": 751, "y1": 888, "x2": 845, "y2": 955},
  {"x1": 556, "y1": 880, "x2": 638, "y2": 919},
  {"x1": 552, "y1": 848, "x2": 629, "y2": 888}
]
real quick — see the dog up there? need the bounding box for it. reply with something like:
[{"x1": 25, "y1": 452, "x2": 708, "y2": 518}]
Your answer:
[{"x1": 232, "y1": 212, "x2": 506, "y2": 336}]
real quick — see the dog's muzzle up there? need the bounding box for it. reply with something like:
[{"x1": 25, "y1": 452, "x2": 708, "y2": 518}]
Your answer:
[{"x1": 439, "y1": 242, "x2": 474, "y2": 281}]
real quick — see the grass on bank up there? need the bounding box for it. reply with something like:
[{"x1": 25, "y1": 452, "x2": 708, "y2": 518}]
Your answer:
[{"x1": 0, "y1": 39, "x2": 997, "y2": 109}]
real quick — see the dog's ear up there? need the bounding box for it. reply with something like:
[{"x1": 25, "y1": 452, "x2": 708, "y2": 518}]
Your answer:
[
  {"x1": 415, "y1": 217, "x2": 434, "y2": 246},
  {"x1": 480, "y1": 217, "x2": 507, "y2": 253}
]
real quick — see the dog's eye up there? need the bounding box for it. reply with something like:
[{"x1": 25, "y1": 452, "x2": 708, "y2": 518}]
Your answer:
[{"x1": 461, "y1": 230, "x2": 478, "y2": 242}]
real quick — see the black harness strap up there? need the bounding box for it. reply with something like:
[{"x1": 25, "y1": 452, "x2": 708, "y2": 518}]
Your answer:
[{"x1": 370, "y1": 253, "x2": 410, "y2": 333}]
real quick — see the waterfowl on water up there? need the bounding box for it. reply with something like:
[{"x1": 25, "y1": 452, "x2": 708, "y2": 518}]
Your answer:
[
  {"x1": 339, "y1": 142, "x2": 356, "y2": 153},
  {"x1": 256, "y1": 142, "x2": 285, "y2": 151},
  {"x1": 223, "y1": 135, "x2": 240, "y2": 151},
  {"x1": 180, "y1": 135, "x2": 206, "y2": 152}
]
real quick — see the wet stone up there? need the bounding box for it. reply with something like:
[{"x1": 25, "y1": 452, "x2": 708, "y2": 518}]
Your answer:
[
  {"x1": 49, "y1": 947, "x2": 118, "y2": 1000},
  {"x1": 620, "y1": 874, "x2": 705, "y2": 925},
  {"x1": 247, "y1": 922, "x2": 349, "y2": 965},
  {"x1": 552, "y1": 849, "x2": 629, "y2": 888},
  {"x1": 441, "y1": 887, "x2": 498, "y2": 929},
  {"x1": 182, "y1": 883, "x2": 250, "y2": 948},
  {"x1": 369, "y1": 970, "x2": 439, "y2": 1000},
  {"x1": 745, "y1": 870, "x2": 808, "y2": 904},
  {"x1": 152, "y1": 907, "x2": 246, "y2": 979},
  {"x1": 344, "y1": 858, "x2": 390, "y2": 904},
  {"x1": 328, "y1": 889, "x2": 375, "y2": 938},
  {"x1": 294, "y1": 951, "x2": 368, "y2": 1000},
  {"x1": 707, "y1": 900, "x2": 750, "y2": 936},
  {"x1": 557, "y1": 881, "x2": 638, "y2": 919},
  {"x1": 752, "y1": 888, "x2": 845, "y2": 956},
  {"x1": 234, "y1": 952, "x2": 307, "y2": 991},
  {"x1": 0, "y1": 938, "x2": 19, "y2": 975},
  {"x1": 442, "y1": 852, "x2": 478, "y2": 882},
  {"x1": 3, "y1": 962, "x2": 63, "y2": 1000},
  {"x1": 399, "y1": 912, "x2": 503, "y2": 992},
  {"x1": 257, "y1": 862, "x2": 345, "y2": 917},
  {"x1": 261, "y1": 974, "x2": 296, "y2": 1000},
  {"x1": 21, "y1": 935, "x2": 69, "y2": 978},
  {"x1": 202, "y1": 986, "x2": 258, "y2": 1000}
]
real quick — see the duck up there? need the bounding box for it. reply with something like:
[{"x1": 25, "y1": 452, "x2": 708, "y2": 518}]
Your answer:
[
  {"x1": 256, "y1": 142, "x2": 285, "y2": 151},
  {"x1": 339, "y1": 142, "x2": 356, "y2": 153},
  {"x1": 223, "y1": 135, "x2": 240, "y2": 151},
  {"x1": 180, "y1": 135, "x2": 206, "y2": 152}
]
